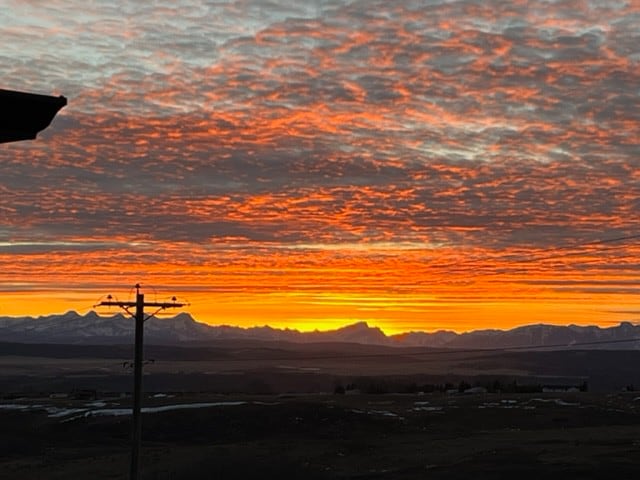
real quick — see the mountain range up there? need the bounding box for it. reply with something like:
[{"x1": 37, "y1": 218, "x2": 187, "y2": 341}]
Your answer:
[{"x1": 1, "y1": 311, "x2": 639, "y2": 350}]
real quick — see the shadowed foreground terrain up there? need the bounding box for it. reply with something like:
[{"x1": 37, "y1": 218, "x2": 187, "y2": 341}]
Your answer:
[
  {"x1": 3, "y1": 340, "x2": 640, "y2": 392},
  {"x1": 2, "y1": 393, "x2": 640, "y2": 479},
  {"x1": 3, "y1": 341, "x2": 640, "y2": 478}
]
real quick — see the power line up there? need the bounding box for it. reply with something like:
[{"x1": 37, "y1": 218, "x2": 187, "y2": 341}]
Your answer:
[
  {"x1": 80, "y1": 234, "x2": 640, "y2": 377},
  {"x1": 496, "y1": 234, "x2": 640, "y2": 266},
  {"x1": 423, "y1": 232, "x2": 640, "y2": 276},
  {"x1": 194, "y1": 336, "x2": 640, "y2": 364}
]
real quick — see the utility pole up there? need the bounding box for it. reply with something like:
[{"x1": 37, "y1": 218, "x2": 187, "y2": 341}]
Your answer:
[{"x1": 98, "y1": 284, "x2": 185, "y2": 480}]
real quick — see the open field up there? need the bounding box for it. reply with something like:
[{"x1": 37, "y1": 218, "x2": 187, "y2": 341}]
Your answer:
[
  {"x1": 2, "y1": 340, "x2": 640, "y2": 393},
  {"x1": 3, "y1": 341, "x2": 640, "y2": 478},
  {"x1": 2, "y1": 392, "x2": 640, "y2": 479}
]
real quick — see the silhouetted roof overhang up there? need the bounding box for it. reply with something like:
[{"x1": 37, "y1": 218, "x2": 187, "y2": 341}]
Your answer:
[{"x1": 0, "y1": 89, "x2": 67, "y2": 143}]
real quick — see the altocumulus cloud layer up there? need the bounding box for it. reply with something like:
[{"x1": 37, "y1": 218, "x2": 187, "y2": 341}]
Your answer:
[{"x1": 0, "y1": 0, "x2": 639, "y2": 330}]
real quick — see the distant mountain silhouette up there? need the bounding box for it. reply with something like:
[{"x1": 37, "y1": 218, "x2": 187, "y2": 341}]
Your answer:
[
  {"x1": 392, "y1": 322, "x2": 640, "y2": 349},
  {"x1": 0, "y1": 311, "x2": 639, "y2": 349}
]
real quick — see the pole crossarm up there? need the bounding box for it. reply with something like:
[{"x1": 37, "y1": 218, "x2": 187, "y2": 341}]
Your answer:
[
  {"x1": 140, "y1": 301, "x2": 186, "y2": 308},
  {"x1": 98, "y1": 301, "x2": 186, "y2": 323},
  {"x1": 98, "y1": 301, "x2": 185, "y2": 309},
  {"x1": 98, "y1": 301, "x2": 137, "y2": 308}
]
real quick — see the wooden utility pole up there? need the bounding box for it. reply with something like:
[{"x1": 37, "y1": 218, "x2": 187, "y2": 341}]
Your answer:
[{"x1": 98, "y1": 284, "x2": 185, "y2": 480}]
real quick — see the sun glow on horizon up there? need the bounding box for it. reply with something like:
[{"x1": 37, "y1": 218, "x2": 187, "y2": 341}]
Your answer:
[
  {"x1": 1, "y1": 273, "x2": 639, "y2": 335},
  {"x1": 2, "y1": 1, "x2": 640, "y2": 337},
  {"x1": 1, "y1": 239, "x2": 640, "y2": 334}
]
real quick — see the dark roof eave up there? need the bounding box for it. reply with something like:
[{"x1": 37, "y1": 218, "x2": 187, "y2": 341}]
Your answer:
[{"x1": 0, "y1": 89, "x2": 67, "y2": 143}]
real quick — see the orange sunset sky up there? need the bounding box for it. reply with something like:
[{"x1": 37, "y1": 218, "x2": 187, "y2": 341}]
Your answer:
[{"x1": 1, "y1": 0, "x2": 639, "y2": 334}]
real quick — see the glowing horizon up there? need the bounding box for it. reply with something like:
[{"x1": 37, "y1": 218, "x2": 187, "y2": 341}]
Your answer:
[
  {"x1": 1, "y1": 240, "x2": 639, "y2": 334},
  {"x1": 1, "y1": 1, "x2": 639, "y2": 335}
]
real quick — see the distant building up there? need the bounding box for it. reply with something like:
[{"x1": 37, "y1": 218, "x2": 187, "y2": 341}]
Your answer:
[
  {"x1": 542, "y1": 386, "x2": 580, "y2": 393},
  {"x1": 72, "y1": 389, "x2": 97, "y2": 400},
  {"x1": 463, "y1": 386, "x2": 488, "y2": 394},
  {"x1": 49, "y1": 393, "x2": 69, "y2": 399}
]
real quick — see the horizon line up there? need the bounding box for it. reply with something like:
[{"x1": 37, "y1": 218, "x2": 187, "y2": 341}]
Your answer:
[{"x1": 1, "y1": 308, "x2": 638, "y2": 337}]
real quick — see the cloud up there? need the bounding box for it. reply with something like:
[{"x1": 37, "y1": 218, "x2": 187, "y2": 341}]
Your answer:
[{"x1": 1, "y1": 0, "x2": 639, "y2": 327}]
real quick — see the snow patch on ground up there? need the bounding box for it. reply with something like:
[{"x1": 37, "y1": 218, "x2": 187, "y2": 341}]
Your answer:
[
  {"x1": 528, "y1": 398, "x2": 580, "y2": 407},
  {"x1": 87, "y1": 401, "x2": 249, "y2": 417},
  {"x1": 0, "y1": 404, "x2": 42, "y2": 411},
  {"x1": 0, "y1": 400, "x2": 274, "y2": 421}
]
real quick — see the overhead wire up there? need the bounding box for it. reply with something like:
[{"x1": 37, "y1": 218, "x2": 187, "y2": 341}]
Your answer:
[
  {"x1": 188, "y1": 232, "x2": 640, "y2": 362},
  {"x1": 81, "y1": 334, "x2": 640, "y2": 371},
  {"x1": 421, "y1": 232, "x2": 640, "y2": 278},
  {"x1": 80, "y1": 232, "x2": 640, "y2": 367},
  {"x1": 81, "y1": 333, "x2": 640, "y2": 369},
  {"x1": 173, "y1": 336, "x2": 640, "y2": 364}
]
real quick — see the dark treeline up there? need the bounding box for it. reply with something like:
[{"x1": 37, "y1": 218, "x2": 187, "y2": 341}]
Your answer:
[{"x1": 334, "y1": 378, "x2": 589, "y2": 395}]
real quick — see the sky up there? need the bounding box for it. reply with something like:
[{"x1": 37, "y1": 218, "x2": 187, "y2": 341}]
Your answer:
[{"x1": 1, "y1": 0, "x2": 639, "y2": 333}]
